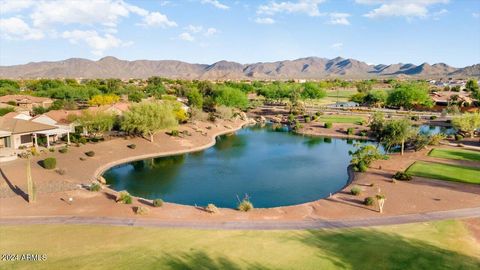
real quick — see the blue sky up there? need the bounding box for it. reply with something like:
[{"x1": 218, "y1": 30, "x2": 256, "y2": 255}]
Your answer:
[{"x1": 0, "y1": 0, "x2": 479, "y2": 67}]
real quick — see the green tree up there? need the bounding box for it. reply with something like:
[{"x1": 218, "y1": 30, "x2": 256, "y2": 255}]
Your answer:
[
  {"x1": 364, "y1": 90, "x2": 388, "y2": 107},
  {"x1": 121, "y1": 102, "x2": 178, "y2": 142},
  {"x1": 452, "y1": 112, "x2": 480, "y2": 138},
  {"x1": 381, "y1": 119, "x2": 415, "y2": 155},
  {"x1": 465, "y1": 79, "x2": 479, "y2": 92},
  {"x1": 70, "y1": 110, "x2": 116, "y2": 138},
  {"x1": 300, "y1": 82, "x2": 327, "y2": 99},
  {"x1": 387, "y1": 82, "x2": 433, "y2": 109},
  {"x1": 369, "y1": 112, "x2": 386, "y2": 142},
  {"x1": 187, "y1": 88, "x2": 203, "y2": 108},
  {"x1": 214, "y1": 86, "x2": 249, "y2": 109},
  {"x1": 349, "y1": 145, "x2": 388, "y2": 172},
  {"x1": 128, "y1": 91, "x2": 144, "y2": 103},
  {"x1": 356, "y1": 81, "x2": 373, "y2": 93}
]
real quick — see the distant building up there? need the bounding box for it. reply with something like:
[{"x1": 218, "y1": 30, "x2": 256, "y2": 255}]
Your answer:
[
  {"x1": 328, "y1": 101, "x2": 359, "y2": 108},
  {"x1": 0, "y1": 95, "x2": 53, "y2": 111}
]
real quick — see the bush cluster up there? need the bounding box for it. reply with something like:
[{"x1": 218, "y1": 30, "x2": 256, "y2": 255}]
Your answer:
[
  {"x1": 116, "y1": 191, "x2": 132, "y2": 204},
  {"x1": 153, "y1": 199, "x2": 163, "y2": 207},
  {"x1": 350, "y1": 185, "x2": 361, "y2": 196},
  {"x1": 58, "y1": 147, "x2": 68, "y2": 153},
  {"x1": 347, "y1": 128, "x2": 354, "y2": 135},
  {"x1": 238, "y1": 199, "x2": 253, "y2": 212},
  {"x1": 89, "y1": 182, "x2": 101, "y2": 191},
  {"x1": 364, "y1": 197, "x2": 375, "y2": 206},
  {"x1": 42, "y1": 157, "x2": 57, "y2": 170},
  {"x1": 392, "y1": 171, "x2": 412, "y2": 181},
  {"x1": 324, "y1": 122, "x2": 333, "y2": 128},
  {"x1": 85, "y1": 151, "x2": 95, "y2": 157}
]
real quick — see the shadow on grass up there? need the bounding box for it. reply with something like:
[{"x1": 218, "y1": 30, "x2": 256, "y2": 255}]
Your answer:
[
  {"x1": 291, "y1": 229, "x2": 480, "y2": 270},
  {"x1": 160, "y1": 251, "x2": 271, "y2": 270}
]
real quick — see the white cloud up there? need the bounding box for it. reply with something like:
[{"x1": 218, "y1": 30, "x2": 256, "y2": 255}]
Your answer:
[
  {"x1": 327, "y1": 13, "x2": 350, "y2": 25},
  {"x1": 255, "y1": 17, "x2": 276, "y2": 24},
  {"x1": 357, "y1": 0, "x2": 449, "y2": 19},
  {"x1": 201, "y1": 0, "x2": 229, "y2": 10},
  {"x1": 185, "y1": 25, "x2": 203, "y2": 33},
  {"x1": 178, "y1": 32, "x2": 195, "y2": 42},
  {"x1": 204, "y1": 27, "x2": 218, "y2": 36},
  {"x1": 0, "y1": 17, "x2": 44, "y2": 40},
  {"x1": 331, "y1": 42, "x2": 343, "y2": 49},
  {"x1": 473, "y1": 12, "x2": 480, "y2": 18},
  {"x1": 31, "y1": 0, "x2": 130, "y2": 28},
  {"x1": 140, "y1": 12, "x2": 177, "y2": 27},
  {"x1": 257, "y1": 0, "x2": 326, "y2": 17},
  {"x1": 62, "y1": 30, "x2": 128, "y2": 55},
  {"x1": 0, "y1": 0, "x2": 34, "y2": 14}
]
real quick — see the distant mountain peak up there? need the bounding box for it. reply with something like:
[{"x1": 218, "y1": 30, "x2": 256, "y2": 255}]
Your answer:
[{"x1": 0, "y1": 56, "x2": 477, "y2": 79}]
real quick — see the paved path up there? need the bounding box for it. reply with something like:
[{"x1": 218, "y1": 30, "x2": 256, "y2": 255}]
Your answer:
[{"x1": 2, "y1": 207, "x2": 480, "y2": 230}]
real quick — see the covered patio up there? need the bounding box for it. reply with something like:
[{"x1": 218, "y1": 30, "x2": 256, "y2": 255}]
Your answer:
[{"x1": 34, "y1": 128, "x2": 71, "y2": 148}]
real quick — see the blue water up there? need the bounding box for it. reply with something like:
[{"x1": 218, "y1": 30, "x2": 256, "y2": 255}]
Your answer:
[{"x1": 104, "y1": 125, "x2": 371, "y2": 208}]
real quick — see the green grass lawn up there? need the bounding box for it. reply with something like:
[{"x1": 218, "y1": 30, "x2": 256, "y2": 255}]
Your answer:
[
  {"x1": 1, "y1": 220, "x2": 479, "y2": 270},
  {"x1": 429, "y1": 148, "x2": 480, "y2": 162},
  {"x1": 406, "y1": 161, "x2": 480, "y2": 184},
  {"x1": 317, "y1": 115, "x2": 366, "y2": 124},
  {"x1": 326, "y1": 89, "x2": 358, "y2": 98}
]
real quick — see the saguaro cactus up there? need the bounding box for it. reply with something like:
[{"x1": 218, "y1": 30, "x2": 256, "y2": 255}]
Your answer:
[{"x1": 26, "y1": 157, "x2": 36, "y2": 203}]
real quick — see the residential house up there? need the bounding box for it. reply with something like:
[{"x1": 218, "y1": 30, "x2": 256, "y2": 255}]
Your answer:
[
  {"x1": 0, "y1": 95, "x2": 54, "y2": 111},
  {"x1": 0, "y1": 117, "x2": 57, "y2": 150}
]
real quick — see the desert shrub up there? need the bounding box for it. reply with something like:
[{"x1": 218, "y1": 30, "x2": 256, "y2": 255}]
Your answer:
[
  {"x1": 364, "y1": 197, "x2": 375, "y2": 206},
  {"x1": 411, "y1": 115, "x2": 419, "y2": 121},
  {"x1": 359, "y1": 130, "x2": 368, "y2": 137},
  {"x1": 455, "y1": 134, "x2": 464, "y2": 141},
  {"x1": 428, "y1": 134, "x2": 446, "y2": 145},
  {"x1": 206, "y1": 203, "x2": 219, "y2": 214},
  {"x1": 347, "y1": 128, "x2": 354, "y2": 135},
  {"x1": 55, "y1": 168, "x2": 66, "y2": 175},
  {"x1": 89, "y1": 182, "x2": 101, "y2": 191},
  {"x1": 350, "y1": 185, "x2": 361, "y2": 196},
  {"x1": 135, "y1": 206, "x2": 149, "y2": 215},
  {"x1": 49, "y1": 148, "x2": 55, "y2": 152},
  {"x1": 169, "y1": 130, "x2": 180, "y2": 137},
  {"x1": 288, "y1": 114, "x2": 295, "y2": 122},
  {"x1": 85, "y1": 151, "x2": 95, "y2": 157},
  {"x1": 42, "y1": 157, "x2": 56, "y2": 170},
  {"x1": 79, "y1": 157, "x2": 86, "y2": 161},
  {"x1": 127, "y1": 144, "x2": 136, "y2": 149},
  {"x1": 58, "y1": 147, "x2": 68, "y2": 154},
  {"x1": 393, "y1": 171, "x2": 412, "y2": 181},
  {"x1": 315, "y1": 111, "x2": 322, "y2": 116},
  {"x1": 430, "y1": 115, "x2": 437, "y2": 120},
  {"x1": 304, "y1": 115, "x2": 311, "y2": 123},
  {"x1": 116, "y1": 191, "x2": 132, "y2": 204},
  {"x1": 190, "y1": 107, "x2": 209, "y2": 122},
  {"x1": 324, "y1": 122, "x2": 333, "y2": 128},
  {"x1": 215, "y1": 105, "x2": 234, "y2": 119},
  {"x1": 238, "y1": 199, "x2": 253, "y2": 212},
  {"x1": 90, "y1": 137, "x2": 99, "y2": 143},
  {"x1": 153, "y1": 199, "x2": 163, "y2": 207},
  {"x1": 79, "y1": 137, "x2": 87, "y2": 144}
]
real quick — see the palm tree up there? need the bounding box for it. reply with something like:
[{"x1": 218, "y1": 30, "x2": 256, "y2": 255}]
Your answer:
[{"x1": 376, "y1": 194, "x2": 386, "y2": 213}]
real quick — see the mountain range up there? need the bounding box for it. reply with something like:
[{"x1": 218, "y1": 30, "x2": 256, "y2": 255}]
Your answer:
[{"x1": 1, "y1": 56, "x2": 478, "y2": 80}]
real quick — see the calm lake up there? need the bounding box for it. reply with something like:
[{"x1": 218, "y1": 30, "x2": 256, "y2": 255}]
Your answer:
[{"x1": 104, "y1": 124, "x2": 371, "y2": 208}]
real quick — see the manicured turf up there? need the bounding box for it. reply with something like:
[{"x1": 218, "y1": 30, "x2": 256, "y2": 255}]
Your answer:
[
  {"x1": 318, "y1": 115, "x2": 365, "y2": 124},
  {"x1": 406, "y1": 161, "x2": 480, "y2": 184},
  {"x1": 1, "y1": 220, "x2": 479, "y2": 269},
  {"x1": 429, "y1": 148, "x2": 480, "y2": 162},
  {"x1": 326, "y1": 89, "x2": 358, "y2": 98}
]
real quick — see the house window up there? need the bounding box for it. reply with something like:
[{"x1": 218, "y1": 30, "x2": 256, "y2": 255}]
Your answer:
[{"x1": 20, "y1": 134, "x2": 32, "y2": 144}]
